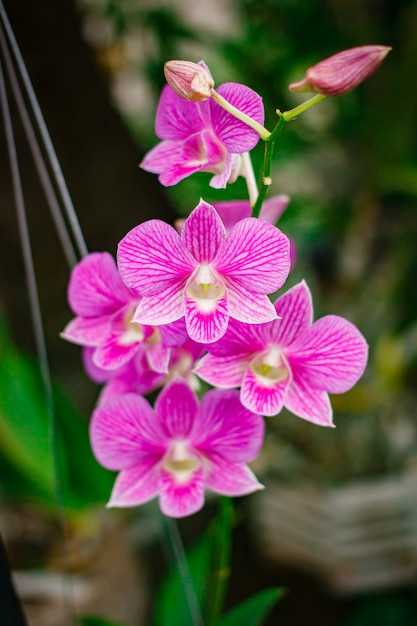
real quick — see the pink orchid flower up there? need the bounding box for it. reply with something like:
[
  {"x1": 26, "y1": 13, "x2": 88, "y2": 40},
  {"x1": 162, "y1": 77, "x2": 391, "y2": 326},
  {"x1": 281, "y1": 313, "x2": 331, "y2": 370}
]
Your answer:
[
  {"x1": 141, "y1": 63, "x2": 264, "y2": 188},
  {"x1": 90, "y1": 379, "x2": 265, "y2": 518},
  {"x1": 117, "y1": 199, "x2": 291, "y2": 344},
  {"x1": 195, "y1": 281, "x2": 368, "y2": 426},
  {"x1": 62, "y1": 252, "x2": 187, "y2": 370}
]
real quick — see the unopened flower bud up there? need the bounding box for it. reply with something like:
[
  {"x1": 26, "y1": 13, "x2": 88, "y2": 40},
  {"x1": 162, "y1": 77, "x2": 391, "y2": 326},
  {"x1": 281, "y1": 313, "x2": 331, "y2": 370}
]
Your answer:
[
  {"x1": 164, "y1": 60, "x2": 214, "y2": 102},
  {"x1": 289, "y1": 45, "x2": 391, "y2": 97}
]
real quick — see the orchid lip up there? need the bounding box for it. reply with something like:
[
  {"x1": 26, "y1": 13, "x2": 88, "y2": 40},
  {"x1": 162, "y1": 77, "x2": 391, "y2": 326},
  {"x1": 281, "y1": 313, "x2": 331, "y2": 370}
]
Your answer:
[
  {"x1": 163, "y1": 440, "x2": 201, "y2": 484},
  {"x1": 186, "y1": 264, "x2": 226, "y2": 312},
  {"x1": 250, "y1": 347, "x2": 289, "y2": 386},
  {"x1": 119, "y1": 311, "x2": 145, "y2": 346}
]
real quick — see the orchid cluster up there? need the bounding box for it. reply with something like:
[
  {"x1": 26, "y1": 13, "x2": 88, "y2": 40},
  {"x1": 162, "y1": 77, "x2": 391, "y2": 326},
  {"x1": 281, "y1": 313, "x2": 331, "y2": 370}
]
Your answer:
[{"x1": 63, "y1": 45, "x2": 390, "y2": 518}]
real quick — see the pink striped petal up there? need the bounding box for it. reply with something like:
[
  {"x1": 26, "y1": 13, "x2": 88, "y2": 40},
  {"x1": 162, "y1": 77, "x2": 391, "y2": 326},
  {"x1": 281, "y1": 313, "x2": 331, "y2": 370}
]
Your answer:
[
  {"x1": 285, "y1": 372, "x2": 334, "y2": 426},
  {"x1": 288, "y1": 315, "x2": 368, "y2": 393},
  {"x1": 240, "y1": 361, "x2": 291, "y2": 416},
  {"x1": 184, "y1": 279, "x2": 229, "y2": 343},
  {"x1": 93, "y1": 332, "x2": 141, "y2": 370},
  {"x1": 208, "y1": 153, "x2": 237, "y2": 189},
  {"x1": 107, "y1": 461, "x2": 160, "y2": 508},
  {"x1": 155, "y1": 379, "x2": 199, "y2": 438},
  {"x1": 155, "y1": 84, "x2": 212, "y2": 140},
  {"x1": 68, "y1": 252, "x2": 132, "y2": 317},
  {"x1": 270, "y1": 281, "x2": 313, "y2": 346},
  {"x1": 90, "y1": 393, "x2": 167, "y2": 471},
  {"x1": 192, "y1": 389, "x2": 265, "y2": 462},
  {"x1": 214, "y1": 218, "x2": 290, "y2": 294},
  {"x1": 182, "y1": 200, "x2": 226, "y2": 263},
  {"x1": 159, "y1": 465, "x2": 205, "y2": 518},
  {"x1": 146, "y1": 340, "x2": 171, "y2": 374},
  {"x1": 260, "y1": 194, "x2": 290, "y2": 224},
  {"x1": 159, "y1": 318, "x2": 188, "y2": 346},
  {"x1": 212, "y1": 83, "x2": 264, "y2": 152},
  {"x1": 203, "y1": 317, "x2": 266, "y2": 357},
  {"x1": 206, "y1": 456, "x2": 263, "y2": 496},
  {"x1": 133, "y1": 283, "x2": 185, "y2": 326},
  {"x1": 140, "y1": 139, "x2": 183, "y2": 175},
  {"x1": 117, "y1": 220, "x2": 196, "y2": 296},
  {"x1": 227, "y1": 280, "x2": 278, "y2": 324},
  {"x1": 61, "y1": 315, "x2": 112, "y2": 347},
  {"x1": 194, "y1": 352, "x2": 247, "y2": 388},
  {"x1": 213, "y1": 200, "x2": 252, "y2": 232}
]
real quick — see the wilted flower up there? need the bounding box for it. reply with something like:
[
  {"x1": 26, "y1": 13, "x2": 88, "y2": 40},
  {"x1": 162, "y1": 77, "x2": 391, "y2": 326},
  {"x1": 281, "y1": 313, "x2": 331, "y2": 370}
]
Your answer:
[
  {"x1": 289, "y1": 45, "x2": 391, "y2": 97},
  {"x1": 90, "y1": 379, "x2": 265, "y2": 517}
]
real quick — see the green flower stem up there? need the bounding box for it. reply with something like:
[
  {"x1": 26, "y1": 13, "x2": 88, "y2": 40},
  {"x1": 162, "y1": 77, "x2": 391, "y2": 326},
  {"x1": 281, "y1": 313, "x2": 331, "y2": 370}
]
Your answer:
[
  {"x1": 210, "y1": 88, "x2": 271, "y2": 141},
  {"x1": 252, "y1": 113, "x2": 286, "y2": 217},
  {"x1": 252, "y1": 94, "x2": 327, "y2": 217},
  {"x1": 282, "y1": 93, "x2": 327, "y2": 121},
  {"x1": 205, "y1": 497, "x2": 233, "y2": 626}
]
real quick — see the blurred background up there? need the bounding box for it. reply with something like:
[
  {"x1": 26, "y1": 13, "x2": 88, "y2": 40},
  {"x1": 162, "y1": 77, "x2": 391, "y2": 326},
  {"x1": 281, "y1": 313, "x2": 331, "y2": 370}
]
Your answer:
[{"x1": 0, "y1": 0, "x2": 417, "y2": 624}]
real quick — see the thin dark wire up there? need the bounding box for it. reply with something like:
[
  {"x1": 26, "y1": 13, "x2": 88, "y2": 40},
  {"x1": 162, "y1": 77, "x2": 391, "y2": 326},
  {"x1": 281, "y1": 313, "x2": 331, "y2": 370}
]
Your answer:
[
  {"x1": 0, "y1": 22, "x2": 78, "y2": 269},
  {"x1": 163, "y1": 516, "x2": 205, "y2": 626},
  {"x1": 0, "y1": 56, "x2": 77, "y2": 626},
  {"x1": 0, "y1": 0, "x2": 88, "y2": 260}
]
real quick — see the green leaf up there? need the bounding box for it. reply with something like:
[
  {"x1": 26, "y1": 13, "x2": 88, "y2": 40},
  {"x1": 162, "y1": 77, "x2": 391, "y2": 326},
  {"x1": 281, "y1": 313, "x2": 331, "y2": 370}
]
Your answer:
[
  {"x1": 81, "y1": 616, "x2": 127, "y2": 626},
  {"x1": 216, "y1": 588, "x2": 284, "y2": 626}
]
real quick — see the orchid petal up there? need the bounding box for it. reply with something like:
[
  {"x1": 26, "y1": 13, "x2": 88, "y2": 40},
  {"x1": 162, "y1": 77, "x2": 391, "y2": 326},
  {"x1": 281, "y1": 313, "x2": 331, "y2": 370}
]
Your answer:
[
  {"x1": 155, "y1": 84, "x2": 211, "y2": 140},
  {"x1": 213, "y1": 199, "x2": 252, "y2": 232},
  {"x1": 208, "y1": 152, "x2": 235, "y2": 189},
  {"x1": 184, "y1": 276, "x2": 229, "y2": 343},
  {"x1": 107, "y1": 461, "x2": 160, "y2": 508},
  {"x1": 159, "y1": 318, "x2": 188, "y2": 346},
  {"x1": 259, "y1": 194, "x2": 290, "y2": 224},
  {"x1": 270, "y1": 280, "x2": 313, "y2": 346},
  {"x1": 214, "y1": 218, "x2": 290, "y2": 294},
  {"x1": 146, "y1": 340, "x2": 171, "y2": 374},
  {"x1": 90, "y1": 393, "x2": 166, "y2": 471},
  {"x1": 192, "y1": 389, "x2": 264, "y2": 462},
  {"x1": 118, "y1": 220, "x2": 196, "y2": 296},
  {"x1": 212, "y1": 83, "x2": 264, "y2": 152},
  {"x1": 182, "y1": 200, "x2": 226, "y2": 263},
  {"x1": 61, "y1": 315, "x2": 112, "y2": 347},
  {"x1": 240, "y1": 360, "x2": 291, "y2": 416},
  {"x1": 288, "y1": 315, "x2": 368, "y2": 393},
  {"x1": 194, "y1": 352, "x2": 247, "y2": 388},
  {"x1": 68, "y1": 252, "x2": 132, "y2": 317},
  {"x1": 203, "y1": 317, "x2": 265, "y2": 357},
  {"x1": 155, "y1": 379, "x2": 199, "y2": 438},
  {"x1": 227, "y1": 280, "x2": 278, "y2": 324},
  {"x1": 133, "y1": 283, "x2": 186, "y2": 326},
  {"x1": 140, "y1": 139, "x2": 183, "y2": 175},
  {"x1": 206, "y1": 455, "x2": 263, "y2": 496},
  {"x1": 285, "y1": 370, "x2": 334, "y2": 426},
  {"x1": 159, "y1": 465, "x2": 205, "y2": 518}
]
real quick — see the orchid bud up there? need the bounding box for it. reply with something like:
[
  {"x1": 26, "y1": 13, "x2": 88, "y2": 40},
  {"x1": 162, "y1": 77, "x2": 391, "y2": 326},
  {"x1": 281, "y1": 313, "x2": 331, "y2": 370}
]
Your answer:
[
  {"x1": 289, "y1": 45, "x2": 391, "y2": 97},
  {"x1": 164, "y1": 60, "x2": 214, "y2": 102}
]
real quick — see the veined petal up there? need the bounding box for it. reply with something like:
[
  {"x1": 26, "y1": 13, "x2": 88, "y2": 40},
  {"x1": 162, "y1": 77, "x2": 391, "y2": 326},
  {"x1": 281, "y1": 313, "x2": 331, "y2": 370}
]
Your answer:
[
  {"x1": 133, "y1": 282, "x2": 185, "y2": 326},
  {"x1": 118, "y1": 220, "x2": 196, "y2": 296},
  {"x1": 227, "y1": 280, "x2": 278, "y2": 324},
  {"x1": 146, "y1": 340, "x2": 171, "y2": 374},
  {"x1": 212, "y1": 83, "x2": 264, "y2": 152},
  {"x1": 214, "y1": 218, "x2": 290, "y2": 294},
  {"x1": 90, "y1": 393, "x2": 167, "y2": 471},
  {"x1": 159, "y1": 465, "x2": 205, "y2": 518},
  {"x1": 213, "y1": 200, "x2": 252, "y2": 232},
  {"x1": 61, "y1": 315, "x2": 112, "y2": 347},
  {"x1": 182, "y1": 200, "x2": 226, "y2": 263},
  {"x1": 288, "y1": 315, "x2": 368, "y2": 393},
  {"x1": 203, "y1": 317, "x2": 266, "y2": 357},
  {"x1": 155, "y1": 379, "x2": 199, "y2": 438},
  {"x1": 270, "y1": 281, "x2": 313, "y2": 346},
  {"x1": 206, "y1": 455, "x2": 263, "y2": 496},
  {"x1": 159, "y1": 318, "x2": 188, "y2": 346},
  {"x1": 94, "y1": 334, "x2": 140, "y2": 370},
  {"x1": 260, "y1": 194, "x2": 290, "y2": 224},
  {"x1": 192, "y1": 389, "x2": 265, "y2": 462},
  {"x1": 194, "y1": 352, "x2": 247, "y2": 388},
  {"x1": 140, "y1": 139, "x2": 183, "y2": 175},
  {"x1": 184, "y1": 275, "x2": 229, "y2": 343},
  {"x1": 107, "y1": 461, "x2": 160, "y2": 508},
  {"x1": 285, "y1": 370, "x2": 334, "y2": 427},
  {"x1": 68, "y1": 252, "x2": 132, "y2": 317},
  {"x1": 208, "y1": 153, "x2": 235, "y2": 189},
  {"x1": 240, "y1": 359, "x2": 291, "y2": 417},
  {"x1": 155, "y1": 84, "x2": 212, "y2": 140}
]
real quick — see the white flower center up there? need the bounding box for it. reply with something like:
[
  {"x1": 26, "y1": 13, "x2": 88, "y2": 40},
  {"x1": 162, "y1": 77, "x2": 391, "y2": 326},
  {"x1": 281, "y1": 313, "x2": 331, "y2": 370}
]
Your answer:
[
  {"x1": 119, "y1": 309, "x2": 144, "y2": 345},
  {"x1": 250, "y1": 346, "x2": 289, "y2": 387},
  {"x1": 163, "y1": 440, "x2": 200, "y2": 484},
  {"x1": 186, "y1": 264, "x2": 226, "y2": 313}
]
